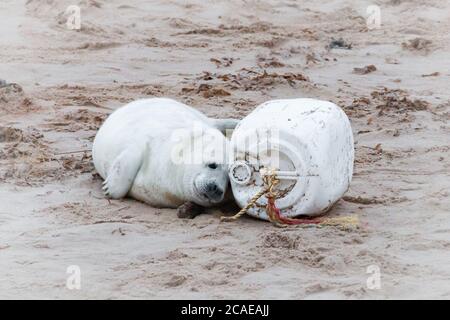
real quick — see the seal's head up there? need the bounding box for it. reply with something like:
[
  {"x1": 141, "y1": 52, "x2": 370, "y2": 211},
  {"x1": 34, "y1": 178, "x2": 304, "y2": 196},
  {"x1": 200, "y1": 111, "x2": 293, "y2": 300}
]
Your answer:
[
  {"x1": 172, "y1": 125, "x2": 230, "y2": 207},
  {"x1": 191, "y1": 160, "x2": 229, "y2": 206}
]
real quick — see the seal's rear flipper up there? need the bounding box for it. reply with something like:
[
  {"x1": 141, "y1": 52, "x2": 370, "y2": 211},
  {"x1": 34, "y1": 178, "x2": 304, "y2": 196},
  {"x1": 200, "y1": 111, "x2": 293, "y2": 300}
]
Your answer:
[
  {"x1": 102, "y1": 145, "x2": 144, "y2": 199},
  {"x1": 211, "y1": 118, "x2": 239, "y2": 136}
]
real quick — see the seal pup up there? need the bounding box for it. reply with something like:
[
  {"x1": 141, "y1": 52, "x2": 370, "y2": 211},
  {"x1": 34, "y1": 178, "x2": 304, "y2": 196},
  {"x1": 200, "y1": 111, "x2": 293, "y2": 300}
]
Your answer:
[{"x1": 92, "y1": 98, "x2": 238, "y2": 217}]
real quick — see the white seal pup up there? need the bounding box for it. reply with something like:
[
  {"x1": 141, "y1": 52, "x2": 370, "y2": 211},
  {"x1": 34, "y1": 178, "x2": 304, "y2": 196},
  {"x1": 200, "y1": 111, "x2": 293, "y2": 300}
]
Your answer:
[{"x1": 92, "y1": 98, "x2": 238, "y2": 214}]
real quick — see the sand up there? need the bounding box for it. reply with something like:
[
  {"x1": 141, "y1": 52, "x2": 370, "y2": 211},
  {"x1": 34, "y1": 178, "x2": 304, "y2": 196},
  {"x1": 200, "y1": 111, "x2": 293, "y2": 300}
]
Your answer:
[{"x1": 0, "y1": 0, "x2": 449, "y2": 299}]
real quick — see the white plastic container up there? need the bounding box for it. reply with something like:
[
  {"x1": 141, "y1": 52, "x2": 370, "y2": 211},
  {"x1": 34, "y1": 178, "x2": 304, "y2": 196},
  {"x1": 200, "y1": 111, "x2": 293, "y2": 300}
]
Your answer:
[{"x1": 229, "y1": 98, "x2": 354, "y2": 221}]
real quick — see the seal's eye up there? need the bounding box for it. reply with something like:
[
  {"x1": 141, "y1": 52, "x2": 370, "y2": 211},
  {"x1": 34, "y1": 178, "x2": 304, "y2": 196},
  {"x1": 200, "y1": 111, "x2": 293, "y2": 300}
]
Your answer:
[{"x1": 207, "y1": 163, "x2": 218, "y2": 170}]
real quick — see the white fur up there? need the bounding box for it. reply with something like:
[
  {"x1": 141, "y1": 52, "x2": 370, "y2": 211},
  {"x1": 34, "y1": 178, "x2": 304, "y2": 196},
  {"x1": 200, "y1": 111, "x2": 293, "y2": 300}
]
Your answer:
[{"x1": 92, "y1": 98, "x2": 235, "y2": 208}]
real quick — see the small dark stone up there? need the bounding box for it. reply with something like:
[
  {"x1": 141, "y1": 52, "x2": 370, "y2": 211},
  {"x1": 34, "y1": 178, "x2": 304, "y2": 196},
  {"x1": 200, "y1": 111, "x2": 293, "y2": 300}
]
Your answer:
[{"x1": 327, "y1": 38, "x2": 352, "y2": 50}]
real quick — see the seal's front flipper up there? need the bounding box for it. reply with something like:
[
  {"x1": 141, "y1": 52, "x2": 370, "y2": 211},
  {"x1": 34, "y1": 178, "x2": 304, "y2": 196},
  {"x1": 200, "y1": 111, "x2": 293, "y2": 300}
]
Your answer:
[
  {"x1": 211, "y1": 118, "x2": 239, "y2": 135},
  {"x1": 102, "y1": 145, "x2": 144, "y2": 199},
  {"x1": 177, "y1": 202, "x2": 205, "y2": 219}
]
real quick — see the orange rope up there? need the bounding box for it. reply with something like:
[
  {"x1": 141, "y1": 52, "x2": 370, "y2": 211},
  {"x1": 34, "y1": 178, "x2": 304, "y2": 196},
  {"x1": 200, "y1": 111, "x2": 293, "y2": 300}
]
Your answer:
[{"x1": 266, "y1": 195, "x2": 323, "y2": 225}]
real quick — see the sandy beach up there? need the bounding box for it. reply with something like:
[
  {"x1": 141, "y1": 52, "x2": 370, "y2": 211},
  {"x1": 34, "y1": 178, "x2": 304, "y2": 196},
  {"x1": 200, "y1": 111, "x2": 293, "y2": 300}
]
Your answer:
[{"x1": 0, "y1": 0, "x2": 449, "y2": 299}]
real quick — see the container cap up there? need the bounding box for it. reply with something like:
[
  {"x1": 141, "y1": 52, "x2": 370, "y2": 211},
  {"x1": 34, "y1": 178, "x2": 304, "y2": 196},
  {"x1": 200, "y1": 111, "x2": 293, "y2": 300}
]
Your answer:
[{"x1": 229, "y1": 138, "x2": 309, "y2": 219}]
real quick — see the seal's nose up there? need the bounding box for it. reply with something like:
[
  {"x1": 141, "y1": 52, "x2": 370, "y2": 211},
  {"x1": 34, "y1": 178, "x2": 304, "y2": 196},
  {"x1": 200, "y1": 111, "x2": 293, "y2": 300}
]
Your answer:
[{"x1": 205, "y1": 182, "x2": 224, "y2": 201}]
